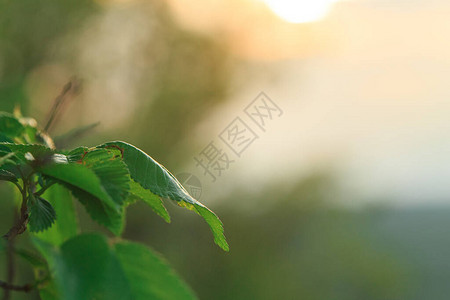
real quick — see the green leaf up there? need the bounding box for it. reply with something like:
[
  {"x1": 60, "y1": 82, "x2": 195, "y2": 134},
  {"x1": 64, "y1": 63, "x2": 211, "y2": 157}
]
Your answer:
[
  {"x1": 0, "y1": 152, "x2": 16, "y2": 167},
  {"x1": 41, "y1": 148, "x2": 130, "y2": 207},
  {"x1": 0, "y1": 169, "x2": 18, "y2": 182},
  {"x1": 129, "y1": 180, "x2": 170, "y2": 223},
  {"x1": 39, "y1": 161, "x2": 126, "y2": 235},
  {"x1": 14, "y1": 247, "x2": 47, "y2": 268},
  {"x1": 0, "y1": 143, "x2": 54, "y2": 164},
  {"x1": 178, "y1": 201, "x2": 229, "y2": 252},
  {"x1": 12, "y1": 108, "x2": 55, "y2": 147},
  {"x1": 21, "y1": 122, "x2": 39, "y2": 144},
  {"x1": 33, "y1": 234, "x2": 196, "y2": 300},
  {"x1": 33, "y1": 234, "x2": 133, "y2": 300},
  {"x1": 80, "y1": 149, "x2": 130, "y2": 207},
  {"x1": 98, "y1": 141, "x2": 229, "y2": 251},
  {"x1": 29, "y1": 196, "x2": 57, "y2": 233},
  {"x1": 68, "y1": 186, "x2": 124, "y2": 235},
  {"x1": 33, "y1": 184, "x2": 78, "y2": 246},
  {"x1": 45, "y1": 149, "x2": 130, "y2": 235},
  {"x1": 65, "y1": 146, "x2": 89, "y2": 163},
  {"x1": 0, "y1": 146, "x2": 32, "y2": 179},
  {"x1": 114, "y1": 241, "x2": 197, "y2": 300},
  {"x1": 99, "y1": 142, "x2": 195, "y2": 204},
  {"x1": 38, "y1": 279, "x2": 59, "y2": 300},
  {"x1": 39, "y1": 163, "x2": 118, "y2": 212},
  {"x1": 0, "y1": 112, "x2": 25, "y2": 141}
]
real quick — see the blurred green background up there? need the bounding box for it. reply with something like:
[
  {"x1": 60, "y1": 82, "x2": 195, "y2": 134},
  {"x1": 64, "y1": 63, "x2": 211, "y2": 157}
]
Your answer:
[{"x1": 0, "y1": 0, "x2": 449, "y2": 299}]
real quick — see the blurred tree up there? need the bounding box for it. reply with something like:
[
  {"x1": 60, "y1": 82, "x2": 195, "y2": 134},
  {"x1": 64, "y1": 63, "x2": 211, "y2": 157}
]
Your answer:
[
  {"x1": 0, "y1": 0, "x2": 98, "y2": 113},
  {"x1": 122, "y1": 3, "x2": 231, "y2": 165},
  {"x1": 125, "y1": 173, "x2": 410, "y2": 300},
  {"x1": 133, "y1": 31, "x2": 230, "y2": 165}
]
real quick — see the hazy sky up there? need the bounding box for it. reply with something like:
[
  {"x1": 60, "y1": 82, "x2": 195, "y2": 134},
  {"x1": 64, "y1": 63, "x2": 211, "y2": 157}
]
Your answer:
[{"x1": 173, "y1": 0, "x2": 450, "y2": 206}]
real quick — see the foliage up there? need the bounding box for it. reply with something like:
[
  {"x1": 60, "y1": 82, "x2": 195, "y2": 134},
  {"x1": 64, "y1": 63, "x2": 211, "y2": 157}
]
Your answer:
[{"x1": 0, "y1": 110, "x2": 228, "y2": 300}]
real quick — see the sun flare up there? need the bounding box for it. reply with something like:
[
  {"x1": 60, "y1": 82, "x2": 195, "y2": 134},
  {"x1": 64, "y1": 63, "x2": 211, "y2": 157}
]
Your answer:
[{"x1": 262, "y1": 0, "x2": 340, "y2": 24}]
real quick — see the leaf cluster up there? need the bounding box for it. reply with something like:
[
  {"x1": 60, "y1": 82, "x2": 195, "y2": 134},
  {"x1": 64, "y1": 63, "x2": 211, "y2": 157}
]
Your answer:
[{"x1": 0, "y1": 111, "x2": 228, "y2": 299}]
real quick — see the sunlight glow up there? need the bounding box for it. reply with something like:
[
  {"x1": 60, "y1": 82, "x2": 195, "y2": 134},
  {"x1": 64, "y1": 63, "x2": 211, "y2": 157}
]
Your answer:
[{"x1": 262, "y1": 0, "x2": 340, "y2": 23}]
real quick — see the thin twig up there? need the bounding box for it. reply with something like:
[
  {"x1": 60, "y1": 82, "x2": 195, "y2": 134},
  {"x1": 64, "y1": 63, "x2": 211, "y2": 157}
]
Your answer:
[
  {"x1": 3, "y1": 182, "x2": 29, "y2": 241},
  {"x1": 2, "y1": 234, "x2": 14, "y2": 300},
  {"x1": 44, "y1": 78, "x2": 82, "y2": 133},
  {"x1": 2, "y1": 180, "x2": 29, "y2": 300},
  {"x1": 0, "y1": 281, "x2": 32, "y2": 293}
]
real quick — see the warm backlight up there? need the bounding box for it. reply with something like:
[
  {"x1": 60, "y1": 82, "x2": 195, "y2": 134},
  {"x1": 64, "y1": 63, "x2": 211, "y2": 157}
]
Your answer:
[{"x1": 262, "y1": 0, "x2": 340, "y2": 23}]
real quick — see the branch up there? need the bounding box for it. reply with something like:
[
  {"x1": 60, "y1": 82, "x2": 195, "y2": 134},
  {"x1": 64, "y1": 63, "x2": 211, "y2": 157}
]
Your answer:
[
  {"x1": 3, "y1": 183, "x2": 28, "y2": 241},
  {"x1": 44, "y1": 78, "x2": 82, "y2": 133},
  {"x1": 2, "y1": 236, "x2": 14, "y2": 300},
  {"x1": 0, "y1": 281, "x2": 32, "y2": 293},
  {"x1": 2, "y1": 180, "x2": 29, "y2": 300}
]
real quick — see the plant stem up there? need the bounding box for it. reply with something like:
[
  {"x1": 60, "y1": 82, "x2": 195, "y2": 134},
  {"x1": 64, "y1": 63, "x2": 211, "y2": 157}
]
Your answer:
[
  {"x1": 2, "y1": 180, "x2": 30, "y2": 299},
  {"x1": 0, "y1": 281, "x2": 32, "y2": 293},
  {"x1": 3, "y1": 182, "x2": 29, "y2": 241},
  {"x1": 2, "y1": 227, "x2": 14, "y2": 300},
  {"x1": 34, "y1": 182, "x2": 55, "y2": 197}
]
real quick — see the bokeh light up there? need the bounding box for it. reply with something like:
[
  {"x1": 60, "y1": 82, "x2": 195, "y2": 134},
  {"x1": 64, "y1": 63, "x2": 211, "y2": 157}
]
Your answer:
[{"x1": 262, "y1": 0, "x2": 341, "y2": 23}]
